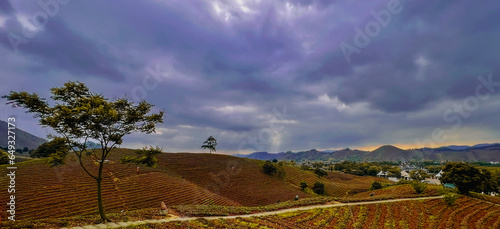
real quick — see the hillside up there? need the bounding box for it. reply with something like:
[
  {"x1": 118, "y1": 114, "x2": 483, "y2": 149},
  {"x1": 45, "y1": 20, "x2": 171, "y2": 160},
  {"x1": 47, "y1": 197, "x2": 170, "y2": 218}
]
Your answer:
[
  {"x1": 0, "y1": 120, "x2": 47, "y2": 150},
  {"x1": 0, "y1": 149, "x2": 384, "y2": 221}
]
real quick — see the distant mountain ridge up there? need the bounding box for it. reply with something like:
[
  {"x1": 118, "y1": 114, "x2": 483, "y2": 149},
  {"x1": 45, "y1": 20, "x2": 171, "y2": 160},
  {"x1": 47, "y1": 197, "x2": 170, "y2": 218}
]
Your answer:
[
  {"x1": 237, "y1": 143, "x2": 500, "y2": 162},
  {"x1": 0, "y1": 120, "x2": 47, "y2": 150}
]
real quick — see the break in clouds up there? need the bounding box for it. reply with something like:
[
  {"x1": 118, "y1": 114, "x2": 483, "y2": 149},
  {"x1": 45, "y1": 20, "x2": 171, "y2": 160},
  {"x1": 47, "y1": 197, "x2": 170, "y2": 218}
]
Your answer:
[{"x1": 1, "y1": 0, "x2": 500, "y2": 153}]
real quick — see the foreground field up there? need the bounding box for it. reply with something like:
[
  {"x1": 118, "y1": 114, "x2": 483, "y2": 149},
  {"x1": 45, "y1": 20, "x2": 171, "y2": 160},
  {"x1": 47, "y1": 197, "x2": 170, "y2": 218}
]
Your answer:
[
  {"x1": 0, "y1": 149, "x2": 385, "y2": 221},
  {"x1": 127, "y1": 196, "x2": 500, "y2": 229}
]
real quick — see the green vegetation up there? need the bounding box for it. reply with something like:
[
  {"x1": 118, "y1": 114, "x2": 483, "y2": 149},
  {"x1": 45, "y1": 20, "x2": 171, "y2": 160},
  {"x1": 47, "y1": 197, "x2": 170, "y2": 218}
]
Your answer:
[
  {"x1": 0, "y1": 148, "x2": 10, "y2": 164},
  {"x1": 409, "y1": 169, "x2": 429, "y2": 181},
  {"x1": 201, "y1": 136, "x2": 217, "y2": 154},
  {"x1": 440, "y1": 162, "x2": 498, "y2": 194},
  {"x1": 333, "y1": 161, "x2": 401, "y2": 177},
  {"x1": 313, "y1": 181, "x2": 325, "y2": 195},
  {"x1": 370, "y1": 181, "x2": 383, "y2": 190},
  {"x1": 411, "y1": 181, "x2": 427, "y2": 194},
  {"x1": 262, "y1": 160, "x2": 277, "y2": 175},
  {"x1": 314, "y1": 168, "x2": 328, "y2": 177},
  {"x1": 3, "y1": 81, "x2": 164, "y2": 222},
  {"x1": 121, "y1": 146, "x2": 162, "y2": 167},
  {"x1": 300, "y1": 181, "x2": 308, "y2": 191},
  {"x1": 30, "y1": 137, "x2": 68, "y2": 159}
]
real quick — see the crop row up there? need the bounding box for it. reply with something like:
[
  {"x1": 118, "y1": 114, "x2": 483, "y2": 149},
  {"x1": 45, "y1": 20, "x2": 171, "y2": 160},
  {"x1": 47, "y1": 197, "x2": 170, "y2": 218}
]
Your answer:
[{"x1": 141, "y1": 196, "x2": 500, "y2": 229}]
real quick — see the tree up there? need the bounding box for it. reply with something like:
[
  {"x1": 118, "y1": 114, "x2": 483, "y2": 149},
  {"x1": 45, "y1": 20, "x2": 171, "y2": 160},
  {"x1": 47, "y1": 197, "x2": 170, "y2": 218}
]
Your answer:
[
  {"x1": 367, "y1": 166, "x2": 380, "y2": 176},
  {"x1": 30, "y1": 137, "x2": 68, "y2": 159},
  {"x1": 300, "y1": 181, "x2": 308, "y2": 191},
  {"x1": 262, "y1": 160, "x2": 277, "y2": 175},
  {"x1": 440, "y1": 162, "x2": 483, "y2": 194},
  {"x1": 3, "y1": 81, "x2": 164, "y2": 222},
  {"x1": 388, "y1": 167, "x2": 402, "y2": 178},
  {"x1": 409, "y1": 169, "x2": 429, "y2": 181},
  {"x1": 313, "y1": 182, "x2": 325, "y2": 195},
  {"x1": 0, "y1": 149, "x2": 10, "y2": 165},
  {"x1": 314, "y1": 168, "x2": 328, "y2": 177},
  {"x1": 370, "y1": 181, "x2": 383, "y2": 190},
  {"x1": 23, "y1": 147, "x2": 29, "y2": 153},
  {"x1": 201, "y1": 136, "x2": 217, "y2": 154}
]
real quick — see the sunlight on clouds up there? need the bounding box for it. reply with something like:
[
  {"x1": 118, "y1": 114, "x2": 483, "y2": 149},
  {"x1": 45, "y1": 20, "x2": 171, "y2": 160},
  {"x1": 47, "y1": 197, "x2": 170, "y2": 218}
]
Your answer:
[
  {"x1": 210, "y1": 105, "x2": 257, "y2": 114},
  {"x1": 15, "y1": 13, "x2": 43, "y2": 33},
  {"x1": 0, "y1": 15, "x2": 7, "y2": 28},
  {"x1": 153, "y1": 127, "x2": 179, "y2": 135}
]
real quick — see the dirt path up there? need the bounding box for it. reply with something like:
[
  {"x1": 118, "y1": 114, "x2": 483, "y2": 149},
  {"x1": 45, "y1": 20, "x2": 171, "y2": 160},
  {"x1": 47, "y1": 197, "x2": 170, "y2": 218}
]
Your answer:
[{"x1": 62, "y1": 196, "x2": 443, "y2": 229}]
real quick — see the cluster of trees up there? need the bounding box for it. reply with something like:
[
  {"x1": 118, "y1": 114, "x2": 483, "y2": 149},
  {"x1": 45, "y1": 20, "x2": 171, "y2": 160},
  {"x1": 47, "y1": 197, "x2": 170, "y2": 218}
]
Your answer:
[
  {"x1": 0, "y1": 146, "x2": 31, "y2": 156},
  {"x1": 333, "y1": 161, "x2": 402, "y2": 177},
  {"x1": 299, "y1": 181, "x2": 325, "y2": 195},
  {"x1": 440, "y1": 162, "x2": 499, "y2": 194},
  {"x1": 262, "y1": 160, "x2": 286, "y2": 179}
]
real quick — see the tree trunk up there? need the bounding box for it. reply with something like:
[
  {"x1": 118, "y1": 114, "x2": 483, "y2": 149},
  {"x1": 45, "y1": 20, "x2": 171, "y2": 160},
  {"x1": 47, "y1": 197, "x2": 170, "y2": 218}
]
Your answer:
[{"x1": 97, "y1": 162, "x2": 109, "y2": 222}]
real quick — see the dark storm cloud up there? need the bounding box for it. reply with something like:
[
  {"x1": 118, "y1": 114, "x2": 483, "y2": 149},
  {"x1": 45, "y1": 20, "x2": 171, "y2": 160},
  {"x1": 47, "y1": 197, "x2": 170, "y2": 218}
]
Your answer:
[{"x1": 1, "y1": 0, "x2": 499, "y2": 152}]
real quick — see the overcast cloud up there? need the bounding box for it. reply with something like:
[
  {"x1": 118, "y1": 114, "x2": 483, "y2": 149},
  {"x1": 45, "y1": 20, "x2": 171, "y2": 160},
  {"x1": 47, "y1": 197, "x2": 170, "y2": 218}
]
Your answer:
[{"x1": 1, "y1": 0, "x2": 499, "y2": 153}]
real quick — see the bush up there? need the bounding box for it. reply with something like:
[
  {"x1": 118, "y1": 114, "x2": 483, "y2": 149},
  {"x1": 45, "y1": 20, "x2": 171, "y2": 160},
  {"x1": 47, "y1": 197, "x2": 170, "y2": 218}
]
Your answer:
[
  {"x1": 262, "y1": 160, "x2": 277, "y2": 175},
  {"x1": 370, "y1": 181, "x2": 383, "y2": 190},
  {"x1": 313, "y1": 182, "x2": 325, "y2": 195},
  {"x1": 411, "y1": 181, "x2": 427, "y2": 194},
  {"x1": 300, "y1": 181, "x2": 308, "y2": 191},
  {"x1": 314, "y1": 168, "x2": 328, "y2": 177},
  {"x1": 443, "y1": 191, "x2": 458, "y2": 206}
]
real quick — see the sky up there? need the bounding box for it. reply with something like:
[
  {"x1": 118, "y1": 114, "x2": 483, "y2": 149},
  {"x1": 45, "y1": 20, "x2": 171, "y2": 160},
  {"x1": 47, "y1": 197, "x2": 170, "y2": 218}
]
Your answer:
[{"x1": 1, "y1": 0, "x2": 500, "y2": 154}]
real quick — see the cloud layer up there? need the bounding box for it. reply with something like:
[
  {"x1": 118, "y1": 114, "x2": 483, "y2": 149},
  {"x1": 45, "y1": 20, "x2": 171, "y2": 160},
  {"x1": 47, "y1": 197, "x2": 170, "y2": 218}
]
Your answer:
[{"x1": 1, "y1": 0, "x2": 500, "y2": 153}]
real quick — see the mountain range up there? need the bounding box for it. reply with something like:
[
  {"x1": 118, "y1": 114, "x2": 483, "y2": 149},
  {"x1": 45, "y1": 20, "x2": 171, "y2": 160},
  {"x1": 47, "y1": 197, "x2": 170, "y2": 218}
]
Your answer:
[{"x1": 236, "y1": 144, "x2": 500, "y2": 162}]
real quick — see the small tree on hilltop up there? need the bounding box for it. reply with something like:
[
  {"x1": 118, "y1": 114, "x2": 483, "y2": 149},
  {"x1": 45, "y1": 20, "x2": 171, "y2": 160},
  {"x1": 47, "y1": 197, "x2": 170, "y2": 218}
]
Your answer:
[
  {"x1": 3, "y1": 81, "x2": 164, "y2": 222},
  {"x1": 201, "y1": 136, "x2": 217, "y2": 154}
]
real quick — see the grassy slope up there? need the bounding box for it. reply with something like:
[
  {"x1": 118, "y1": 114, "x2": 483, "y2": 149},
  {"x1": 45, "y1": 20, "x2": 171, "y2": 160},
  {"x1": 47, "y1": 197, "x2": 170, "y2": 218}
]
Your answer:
[{"x1": 0, "y1": 149, "x2": 392, "y2": 222}]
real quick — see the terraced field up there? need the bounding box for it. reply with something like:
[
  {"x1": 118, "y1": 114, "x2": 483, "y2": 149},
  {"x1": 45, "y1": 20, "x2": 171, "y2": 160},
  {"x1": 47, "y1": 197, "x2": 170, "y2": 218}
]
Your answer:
[
  {"x1": 134, "y1": 196, "x2": 500, "y2": 229},
  {"x1": 342, "y1": 184, "x2": 441, "y2": 202},
  {"x1": 0, "y1": 149, "x2": 399, "y2": 223},
  {"x1": 156, "y1": 153, "x2": 312, "y2": 206},
  {"x1": 284, "y1": 166, "x2": 391, "y2": 197},
  {"x1": 0, "y1": 153, "x2": 240, "y2": 221}
]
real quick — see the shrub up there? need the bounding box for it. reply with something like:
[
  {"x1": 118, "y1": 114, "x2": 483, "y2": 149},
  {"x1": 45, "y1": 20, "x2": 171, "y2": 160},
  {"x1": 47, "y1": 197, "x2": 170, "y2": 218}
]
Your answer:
[
  {"x1": 262, "y1": 160, "x2": 277, "y2": 175},
  {"x1": 370, "y1": 181, "x2": 383, "y2": 190},
  {"x1": 313, "y1": 182, "x2": 325, "y2": 195},
  {"x1": 443, "y1": 191, "x2": 458, "y2": 206},
  {"x1": 411, "y1": 181, "x2": 427, "y2": 194},
  {"x1": 300, "y1": 181, "x2": 308, "y2": 191},
  {"x1": 314, "y1": 168, "x2": 328, "y2": 177}
]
